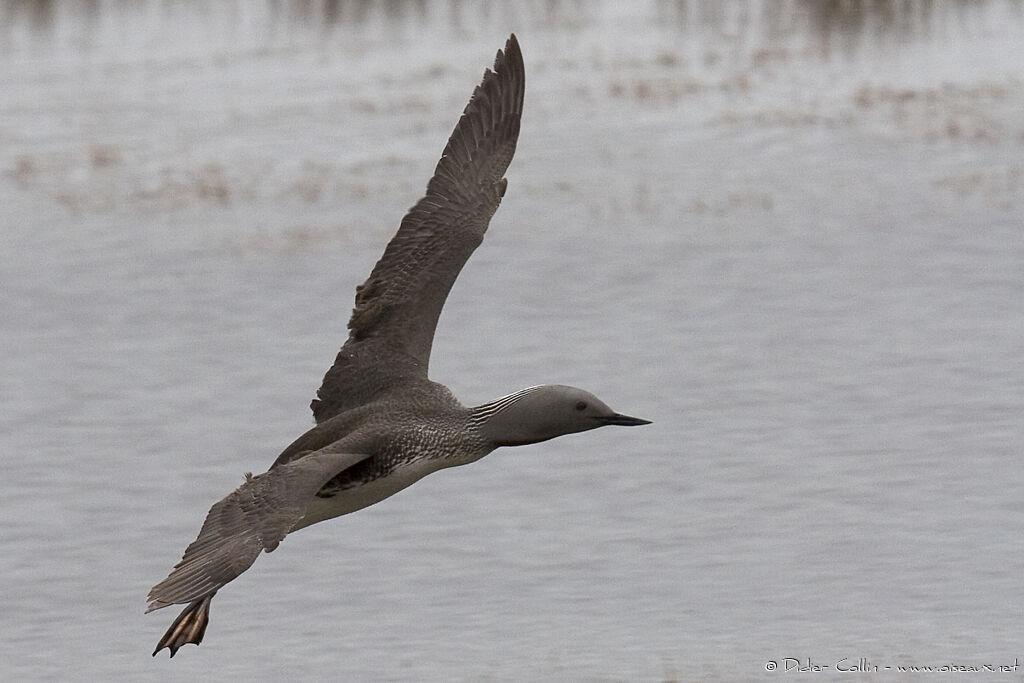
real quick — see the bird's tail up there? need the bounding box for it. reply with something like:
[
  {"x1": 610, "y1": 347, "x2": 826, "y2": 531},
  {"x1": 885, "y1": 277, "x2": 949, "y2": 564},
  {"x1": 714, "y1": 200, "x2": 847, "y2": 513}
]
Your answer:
[{"x1": 152, "y1": 594, "x2": 214, "y2": 657}]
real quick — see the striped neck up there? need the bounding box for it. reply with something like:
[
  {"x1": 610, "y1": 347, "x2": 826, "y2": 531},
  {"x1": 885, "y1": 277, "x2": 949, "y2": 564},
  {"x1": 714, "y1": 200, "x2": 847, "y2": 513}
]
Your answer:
[
  {"x1": 469, "y1": 385, "x2": 544, "y2": 425},
  {"x1": 469, "y1": 385, "x2": 546, "y2": 446}
]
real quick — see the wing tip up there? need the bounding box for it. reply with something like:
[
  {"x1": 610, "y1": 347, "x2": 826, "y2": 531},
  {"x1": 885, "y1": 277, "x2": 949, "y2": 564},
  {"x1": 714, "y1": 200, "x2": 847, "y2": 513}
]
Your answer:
[
  {"x1": 498, "y1": 33, "x2": 524, "y2": 91},
  {"x1": 501, "y1": 33, "x2": 521, "y2": 64}
]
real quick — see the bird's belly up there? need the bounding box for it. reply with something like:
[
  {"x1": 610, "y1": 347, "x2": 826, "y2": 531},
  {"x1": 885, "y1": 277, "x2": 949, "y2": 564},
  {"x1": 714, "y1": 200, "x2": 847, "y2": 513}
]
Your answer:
[{"x1": 291, "y1": 457, "x2": 440, "y2": 531}]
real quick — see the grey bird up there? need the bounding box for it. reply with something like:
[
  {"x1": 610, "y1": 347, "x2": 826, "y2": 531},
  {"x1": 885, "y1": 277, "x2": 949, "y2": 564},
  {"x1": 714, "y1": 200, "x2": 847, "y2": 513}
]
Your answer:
[{"x1": 147, "y1": 34, "x2": 649, "y2": 657}]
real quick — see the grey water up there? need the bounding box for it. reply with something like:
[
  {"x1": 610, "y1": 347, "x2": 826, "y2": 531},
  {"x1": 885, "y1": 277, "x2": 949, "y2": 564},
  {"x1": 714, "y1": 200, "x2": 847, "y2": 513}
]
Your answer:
[{"x1": 2, "y1": 1, "x2": 1024, "y2": 680}]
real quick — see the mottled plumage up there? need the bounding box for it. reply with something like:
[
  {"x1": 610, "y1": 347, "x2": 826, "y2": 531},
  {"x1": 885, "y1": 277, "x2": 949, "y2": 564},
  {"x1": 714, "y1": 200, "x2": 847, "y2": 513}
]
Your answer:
[{"x1": 148, "y1": 35, "x2": 649, "y2": 658}]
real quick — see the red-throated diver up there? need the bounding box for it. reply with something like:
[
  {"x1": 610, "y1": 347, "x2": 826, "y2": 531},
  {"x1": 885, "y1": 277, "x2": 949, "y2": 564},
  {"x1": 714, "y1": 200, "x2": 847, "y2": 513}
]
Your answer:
[{"x1": 148, "y1": 34, "x2": 649, "y2": 657}]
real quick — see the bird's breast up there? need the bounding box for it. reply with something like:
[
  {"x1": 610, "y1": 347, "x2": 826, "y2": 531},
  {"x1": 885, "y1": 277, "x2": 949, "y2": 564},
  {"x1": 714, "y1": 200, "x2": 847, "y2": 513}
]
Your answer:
[{"x1": 291, "y1": 432, "x2": 490, "y2": 531}]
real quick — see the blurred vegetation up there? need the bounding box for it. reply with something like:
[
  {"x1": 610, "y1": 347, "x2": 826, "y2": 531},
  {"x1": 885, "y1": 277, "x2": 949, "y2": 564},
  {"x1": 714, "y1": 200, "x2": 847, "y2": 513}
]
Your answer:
[{"x1": 4, "y1": 0, "x2": 1022, "y2": 38}]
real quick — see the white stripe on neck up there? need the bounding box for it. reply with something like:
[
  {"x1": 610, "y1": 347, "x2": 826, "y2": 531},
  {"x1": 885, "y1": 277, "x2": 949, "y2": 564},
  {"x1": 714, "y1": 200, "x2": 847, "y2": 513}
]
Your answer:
[{"x1": 469, "y1": 385, "x2": 544, "y2": 424}]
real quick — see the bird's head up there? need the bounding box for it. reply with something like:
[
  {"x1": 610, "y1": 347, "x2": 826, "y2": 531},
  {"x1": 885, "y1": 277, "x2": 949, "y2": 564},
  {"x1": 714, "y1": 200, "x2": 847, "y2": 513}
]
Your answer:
[{"x1": 475, "y1": 384, "x2": 650, "y2": 447}]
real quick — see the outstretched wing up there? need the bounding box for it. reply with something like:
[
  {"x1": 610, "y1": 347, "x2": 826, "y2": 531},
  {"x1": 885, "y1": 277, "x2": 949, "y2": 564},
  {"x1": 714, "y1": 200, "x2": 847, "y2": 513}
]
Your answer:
[
  {"x1": 147, "y1": 450, "x2": 370, "y2": 611},
  {"x1": 311, "y1": 34, "x2": 525, "y2": 423}
]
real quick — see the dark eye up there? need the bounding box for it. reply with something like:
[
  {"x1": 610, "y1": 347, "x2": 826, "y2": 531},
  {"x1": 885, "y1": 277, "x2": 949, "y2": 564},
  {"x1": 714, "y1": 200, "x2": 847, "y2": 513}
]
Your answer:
[{"x1": 575, "y1": 401, "x2": 587, "y2": 411}]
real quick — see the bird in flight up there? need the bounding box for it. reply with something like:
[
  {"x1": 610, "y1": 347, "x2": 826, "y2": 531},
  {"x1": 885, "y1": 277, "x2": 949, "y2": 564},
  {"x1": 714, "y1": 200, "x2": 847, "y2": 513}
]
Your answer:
[{"x1": 148, "y1": 34, "x2": 649, "y2": 657}]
